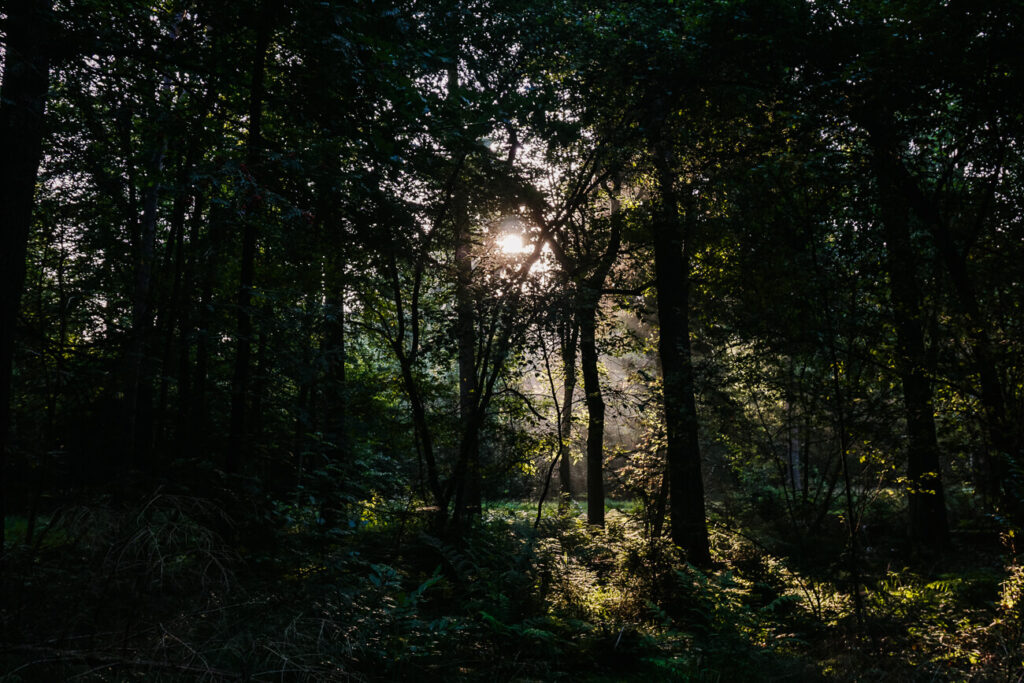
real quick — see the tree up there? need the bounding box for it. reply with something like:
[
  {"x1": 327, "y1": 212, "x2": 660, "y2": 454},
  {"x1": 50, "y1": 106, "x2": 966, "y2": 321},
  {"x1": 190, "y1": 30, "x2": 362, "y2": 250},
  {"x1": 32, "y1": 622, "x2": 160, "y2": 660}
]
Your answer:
[{"x1": 1, "y1": 0, "x2": 52, "y2": 550}]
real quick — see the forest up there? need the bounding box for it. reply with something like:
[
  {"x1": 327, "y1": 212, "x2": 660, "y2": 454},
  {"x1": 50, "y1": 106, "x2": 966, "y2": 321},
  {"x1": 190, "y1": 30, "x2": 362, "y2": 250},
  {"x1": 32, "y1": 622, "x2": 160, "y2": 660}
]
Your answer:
[{"x1": 2, "y1": 0, "x2": 1023, "y2": 680}]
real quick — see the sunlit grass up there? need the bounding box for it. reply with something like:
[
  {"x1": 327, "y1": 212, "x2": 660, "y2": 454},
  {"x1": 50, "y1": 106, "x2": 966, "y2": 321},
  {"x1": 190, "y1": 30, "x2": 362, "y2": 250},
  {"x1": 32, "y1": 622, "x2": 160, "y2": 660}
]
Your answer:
[{"x1": 484, "y1": 498, "x2": 641, "y2": 517}]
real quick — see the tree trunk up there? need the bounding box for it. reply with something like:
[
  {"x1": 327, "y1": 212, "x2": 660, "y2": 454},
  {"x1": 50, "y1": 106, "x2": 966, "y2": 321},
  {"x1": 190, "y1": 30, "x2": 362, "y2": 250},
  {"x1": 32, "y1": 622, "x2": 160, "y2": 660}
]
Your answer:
[
  {"x1": 227, "y1": 3, "x2": 272, "y2": 474},
  {"x1": 154, "y1": 174, "x2": 191, "y2": 447},
  {"x1": 123, "y1": 122, "x2": 167, "y2": 473},
  {"x1": 652, "y1": 457, "x2": 670, "y2": 539},
  {"x1": 191, "y1": 201, "x2": 224, "y2": 461},
  {"x1": 578, "y1": 289, "x2": 605, "y2": 526},
  {"x1": 559, "y1": 321, "x2": 578, "y2": 498},
  {"x1": 651, "y1": 144, "x2": 710, "y2": 567},
  {"x1": 576, "y1": 185, "x2": 622, "y2": 527},
  {"x1": 455, "y1": 187, "x2": 479, "y2": 517},
  {"x1": 0, "y1": 0, "x2": 52, "y2": 551},
  {"x1": 448, "y1": 45, "x2": 480, "y2": 519},
  {"x1": 869, "y1": 133, "x2": 950, "y2": 549},
  {"x1": 323, "y1": 285, "x2": 346, "y2": 458},
  {"x1": 800, "y1": 388, "x2": 810, "y2": 505},
  {"x1": 175, "y1": 195, "x2": 205, "y2": 454},
  {"x1": 869, "y1": 117, "x2": 1018, "y2": 516},
  {"x1": 155, "y1": 141, "x2": 202, "y2": 448}
]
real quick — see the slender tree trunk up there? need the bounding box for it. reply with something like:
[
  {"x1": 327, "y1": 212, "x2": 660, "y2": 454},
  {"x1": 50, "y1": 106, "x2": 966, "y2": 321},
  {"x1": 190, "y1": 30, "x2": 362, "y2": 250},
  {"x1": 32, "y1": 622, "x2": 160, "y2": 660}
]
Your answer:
[
  {"x1": 251, "y1": 324, "x2": 269, "y2": 478},
  {"x1": 123, "y1": 10, "x2": 188, "y2": 474},
  {"x1": 227, "y1": 4, "x2": 272, "y2": 474},
  {"x1": 869, "y1": 134, "x2": 950, "y2": 549},
  {"x1": 123, "y1": 144, "x2": 165, "y2": 472},
  {"x1": 576, "y1": 186, "x2": 622, "y2": 527},
  {"x1": 155, "y1": 183, "x2": 188, "y2": 445},
  {"x1": 0, "y1": 0, "x2": 52, "y2": 551},
  {"x1": 175, "y1": 195, "x2": 204, "y2": 453},
  {"x1": 292, "y1": 291, "x2": 315, "y2": 489},
  {"x1": 800, "y1": 379, "x2": 811, "y2": 505},
  {"x1": 651, "y1": 144, "x2": 710, "y2": 567},
  {"x1": 578, "y1": 289, "x2": 606, "y2": 526},
  {"x1": 652, "y1": 457, "x2": 670, "y2": 539},
  {"x1": 447, "y1": 46, "x2": 480, "y2": 519},
  {"x1": 455, "y1": 193, "x2": 479, "y2": 516},
  {"x1": 51, "y1": 234, "x2": 68, "y2": 446},
  {"x1": 323, "y1": 286, "x2": 346, "y2": 457},
  {"x1": 559, "y1": 321, "x2": 578, "y2": 498},
  {"x1": 155, "y1": 144, "x2": 201, "y2": 446},
  {"x1": 192, "y1": 199, "x2": 228, "y2": 458}
]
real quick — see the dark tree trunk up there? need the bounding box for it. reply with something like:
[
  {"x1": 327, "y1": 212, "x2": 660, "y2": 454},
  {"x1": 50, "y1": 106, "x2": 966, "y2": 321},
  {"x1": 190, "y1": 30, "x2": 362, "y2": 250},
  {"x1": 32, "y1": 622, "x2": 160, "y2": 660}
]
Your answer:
[
  {"x1": 323, "y1": 286, "x2": 347, "y2": 457},
  {"x1": 227, "y1": 4, "x2": 272, "y2": 474},
  {"x1": 0, "y1": 0, "x2": 52, "y2": 551},
  {"x1": 868, "y1": 117, "x2": 1018, "y2": 516},
  {"x1": 578, "y1": 289, "x2": 605, "y2": 526},
  {"x1": 192, "y1": 198, "x2": 229, "y2": 459},
  {"x1": 800, "y1": 391, "x2": 811, "y2": 504},
  {"x1": 651, "y1": 144, "x2": 710, "y2": 567},
  {"x1": 252, "y1": 324, "x2": 269, "y2": 453},
  {"x1": 123, "y1": 124, "x2": 167, "y2": 473},
  {"x1": 576, "y1": 186, "x2": 622, "y2": 527},
  {"x1": 155, "y1": 176, "x2": 191, "y2": 446},
  {"x1": 175, "y1": 195, "x2": 204, "y2": 454},
  {"x1": 447, "y1": 44, "x2": 480, "y2": 519},
  {"x1": 155, "y1": 141, "x2": 202, "y2": 448},
  {"x1": 455, "y1": 187, "x2": 479, "y2": 517},
  {"x1": 123, "y1": 9, "x2": 188, "y2": 474},
  {"x1": 869, "y1": 133, "x2": 950, "y2": 549},
  {"x1": 652, "y1": 457, "x2": 670, "y2": 539}
]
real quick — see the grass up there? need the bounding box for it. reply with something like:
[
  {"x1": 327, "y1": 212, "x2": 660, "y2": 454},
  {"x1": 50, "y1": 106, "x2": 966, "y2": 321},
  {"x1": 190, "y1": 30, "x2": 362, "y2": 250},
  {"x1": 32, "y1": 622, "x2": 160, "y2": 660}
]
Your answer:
[{"x1": 484, "y1": 498, "x2": 642, "y2": 518}]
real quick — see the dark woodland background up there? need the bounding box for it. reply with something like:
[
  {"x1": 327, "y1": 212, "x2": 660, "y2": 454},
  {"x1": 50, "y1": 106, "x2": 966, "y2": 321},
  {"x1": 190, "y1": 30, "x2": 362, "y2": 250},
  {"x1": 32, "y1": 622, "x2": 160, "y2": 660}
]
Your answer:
[{"x1": 2, "y1": 0, "x2": 1024, "y2": 679}]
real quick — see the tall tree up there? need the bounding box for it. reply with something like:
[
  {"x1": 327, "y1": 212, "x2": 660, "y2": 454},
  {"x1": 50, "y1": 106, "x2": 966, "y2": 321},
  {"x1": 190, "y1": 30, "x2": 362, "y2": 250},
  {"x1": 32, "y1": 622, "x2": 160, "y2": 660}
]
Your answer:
[
  {"x1": 650, "y1": 133, "x2": 710, "y2": 565},
  {"x1": 863, "y1": 116, "x2": 950, "y2": 548},
  {"x1": 0, "y1": 0, "x2": 52, "y2": 550},
  {"x1": 227, "y1": 0, "x2": 275, "y2": 474}
]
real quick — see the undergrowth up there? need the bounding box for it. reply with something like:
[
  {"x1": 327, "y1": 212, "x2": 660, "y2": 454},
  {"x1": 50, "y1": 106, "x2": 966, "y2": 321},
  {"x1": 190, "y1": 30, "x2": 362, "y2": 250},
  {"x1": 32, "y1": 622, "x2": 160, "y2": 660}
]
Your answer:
[{"x1": 2, "y1": 493, "x2": 1023, "y2": 681}]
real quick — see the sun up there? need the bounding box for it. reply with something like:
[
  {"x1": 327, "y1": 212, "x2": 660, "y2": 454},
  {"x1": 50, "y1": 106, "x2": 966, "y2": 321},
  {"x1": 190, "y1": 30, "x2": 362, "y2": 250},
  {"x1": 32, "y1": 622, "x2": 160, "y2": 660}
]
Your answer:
[{"x1": 498, "y1": 233, "x2": 529, "y2": 255}]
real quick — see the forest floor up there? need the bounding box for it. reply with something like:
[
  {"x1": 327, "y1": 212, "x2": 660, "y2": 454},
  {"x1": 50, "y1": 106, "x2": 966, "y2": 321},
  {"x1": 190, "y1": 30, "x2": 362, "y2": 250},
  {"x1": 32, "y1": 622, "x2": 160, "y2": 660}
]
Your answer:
[{"x1": 2, "y1": 493, "x2": 1023, "y2": 681}]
